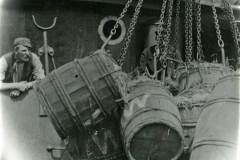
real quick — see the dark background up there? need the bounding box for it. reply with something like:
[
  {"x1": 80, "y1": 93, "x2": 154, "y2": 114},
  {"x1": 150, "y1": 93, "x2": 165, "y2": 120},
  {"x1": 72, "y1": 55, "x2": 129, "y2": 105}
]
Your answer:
[{"x1": 1, "y1": 0, "x2": 240, "y2": 72}]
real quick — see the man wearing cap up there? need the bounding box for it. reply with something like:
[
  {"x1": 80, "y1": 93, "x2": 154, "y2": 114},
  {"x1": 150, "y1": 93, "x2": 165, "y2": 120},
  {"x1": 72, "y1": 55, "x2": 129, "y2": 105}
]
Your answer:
[{"x1": 0, "y1": 37, "x2": 45, "y2": 97}]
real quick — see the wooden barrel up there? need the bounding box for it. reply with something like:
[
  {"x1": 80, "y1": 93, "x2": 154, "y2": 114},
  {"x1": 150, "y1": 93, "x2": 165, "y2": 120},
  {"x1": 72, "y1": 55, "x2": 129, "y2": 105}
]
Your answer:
[
  {"x1": 63, "y1": 117, "x2": 127, "y2": 160},
  {"x1": 190, "y1": 74, "x2": 239, "y2": 160},
  {"x1": 34, "y1": 51, "x2": 125, "y2": 139},
  {"x1": 176, "y1": 62, "x2": 233, "y2": 92},
  {"x1": 175, "y1": 86, "x2": 211, "y2": 151},
  {"x1": 121, "y1": 78, "x2": 184, "y2": 160}
]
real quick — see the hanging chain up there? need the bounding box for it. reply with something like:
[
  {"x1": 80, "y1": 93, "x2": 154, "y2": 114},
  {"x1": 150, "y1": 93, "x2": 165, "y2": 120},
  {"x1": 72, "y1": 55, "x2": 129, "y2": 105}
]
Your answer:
[
  {"x1": 195, "y1": 0, "x2": 204, "y2": 61},
  {"x1": 212, "y1": 0, "x2": 224, "y2": 48},
  {"x1": 173, "y1": 0, "x2": 181, "y2": 53},
  {"x1": 117, "y1": 0, "x2": 144, "y2": 67},
  {"x1": 212, "y1": 0, "x2": 226, "y2": 65},
  {"x1": 155, "y1": 0, "x2": 168, "y2": 53},
  {"x1": 159, "y1": 0, "x2": 174, "y2": 63},
  {"x1": 101, "y1": 0, "x2": 133, "y2": 49},
  {"x1": 185, "y1": 0, "x2": 190, "y2": 62},
  {"x1": 111, "y1": 0, "x2": 133, "y2": 35},
  {"x1": 222, "y1": 0, "x2": 240, "y2": 54},
  {"x1": 142, "y1": 0, "x2": 167, "y2": 79},
  {"x1": 187, "y1": 0, "x2": 193, "y2": 62}
]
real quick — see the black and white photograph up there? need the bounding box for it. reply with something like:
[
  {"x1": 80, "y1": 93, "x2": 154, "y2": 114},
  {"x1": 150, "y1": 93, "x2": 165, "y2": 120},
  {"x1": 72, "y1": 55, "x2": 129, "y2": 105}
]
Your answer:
[{"x1": 0, "y1": 0, "x2": 239, "y2": 160}]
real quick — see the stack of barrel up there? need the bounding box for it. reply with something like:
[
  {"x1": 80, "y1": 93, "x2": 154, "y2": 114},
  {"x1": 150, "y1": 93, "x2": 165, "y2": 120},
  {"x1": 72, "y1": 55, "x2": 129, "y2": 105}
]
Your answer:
[
  {"x1": 174, "y1": 62, "x2": 233, "y2": 151},
  {"x1": 34, "y1": 49, "x2": 187, "y2": 160},
  {"x1": 34, "y1": 51, "x2": 238, "y2": 160},
  {"x1": 34, "y1": 50, "x2": 127, "y2": 160}
]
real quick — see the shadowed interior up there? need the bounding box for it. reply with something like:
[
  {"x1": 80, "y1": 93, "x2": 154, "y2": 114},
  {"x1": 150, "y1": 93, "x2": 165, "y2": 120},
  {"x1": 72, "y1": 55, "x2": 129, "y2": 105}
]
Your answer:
[{"x1": 130, "y1": 123, "x2": 182, "y2": 160}]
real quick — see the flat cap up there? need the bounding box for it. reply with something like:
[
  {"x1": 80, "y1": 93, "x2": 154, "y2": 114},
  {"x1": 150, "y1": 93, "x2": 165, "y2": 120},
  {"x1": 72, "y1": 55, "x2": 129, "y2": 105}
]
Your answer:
[{"x1": 13, "y1": 37, "x2": 32, "y2": 48}]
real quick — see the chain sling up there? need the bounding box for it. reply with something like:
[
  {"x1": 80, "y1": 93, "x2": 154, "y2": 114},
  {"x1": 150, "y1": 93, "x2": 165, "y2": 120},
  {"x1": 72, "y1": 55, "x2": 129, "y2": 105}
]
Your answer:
[
  {"x1": 173, "y1": 0, "x2": 181, "y2": 54},
  {"x1": 184, "y1": 0, "x2": 193, "y2": 63},
  {"x1": 142, "y1": 0, "x2": 168, "y2": 80},
  {"x1": 212, "y1": 0, "x2": 225, "y2": 65},
  {"x1": 184, "y1": 0, "x2": 190, "y2": 62},
  {"x1": 155, "y1": 0, "x2": 168, "y2": 54},
  {"x1": 221, "y1": 0, "x2": 240, "y2": 66},
  {"x1": 188, "y1": 0, "x2": 193, "y2": 62},
  {"x1": 159, "y1": 0, "x2": 174, "y2": 63},
  {"x1": 160, "y1": 0, "x2": 174, "y2": 82},
  {"x1": 144, "y1": 0, "x2": 174, "y2": 80},
  {"x1": 100, "y1": 0, "x2": 134, "y2": 50},
  {"x1": 195, "y1": 0, "x2": 204, "y2": 61},
  {"x1": 117, "y1": 0, "x2": 144, "y2": 67},
  {"x1": 222, "y1": 0, "x2": 240, "y2": 51}
]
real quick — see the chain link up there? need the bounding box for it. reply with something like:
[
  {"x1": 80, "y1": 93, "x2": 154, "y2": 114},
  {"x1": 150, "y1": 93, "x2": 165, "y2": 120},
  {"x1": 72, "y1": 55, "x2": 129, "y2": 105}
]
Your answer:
[
  {"x1": 195, "y1": 0, "x2": 204, "y2": 61},
  {"x1": 222, "y1": 0, "x2": 240, "y2": 55},
  {"x1": 155, "y1": 0, "x2": 168, "y2": 52},
  {"x1": 140, "y1": 0, "x2": 167, "y2": 75},
  {"x1": 185, "y1": 0, "x2": 190, "y2": 62},
  {"x1": 110, "y1": 0, "x2": 133, "y2": 36},
  {"x1": 173, "y1": 0, "x2": 181, "y2": 53},
  {"x1": 101, "y1": 0, "x2": 133, "y2": 49},
  {"x1": 187, "y1": 0, "x2": 193, "y2": 62},
  {"x1": 212, "y1": 0, "x2": 224, "y2": 48},
  {"x1": 118, "y1": 0, "x2": 144, "y2": 67},
  {"x1": 159, "y1": 0, "x2": 174, "y2": 62}
]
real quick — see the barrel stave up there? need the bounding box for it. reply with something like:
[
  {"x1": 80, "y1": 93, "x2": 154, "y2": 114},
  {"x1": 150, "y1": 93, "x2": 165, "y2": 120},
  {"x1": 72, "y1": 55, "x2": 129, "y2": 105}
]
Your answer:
[
  {"x1": 190, "y1": 74, "x2": 239, "y2": 160},
  {"x1": 121, "y1": 79, "x2": 184, "y2": 160},
  {"x1": 34, "y1": 52, "x2": 124, "y2": 139}
]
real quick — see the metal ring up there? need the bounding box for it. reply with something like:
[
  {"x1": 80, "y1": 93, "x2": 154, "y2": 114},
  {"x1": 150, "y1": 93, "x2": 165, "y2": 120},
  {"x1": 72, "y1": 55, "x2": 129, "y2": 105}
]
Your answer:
[
  {"x1": 111, "y1": 29, "x2": 117, "y2": 35},
  {"x1": 98, "y1": 16, "x2": 126, "y2": 45},
  {"x1": 218, "y1": 39, "x2": 225, "y2": 47}
]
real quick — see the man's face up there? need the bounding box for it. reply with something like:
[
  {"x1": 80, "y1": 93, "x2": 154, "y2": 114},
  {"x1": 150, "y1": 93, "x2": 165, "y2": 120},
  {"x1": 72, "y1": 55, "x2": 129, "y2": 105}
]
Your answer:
[{"x1": 15, "y1": 45, "x2": 30, "y2": 62}]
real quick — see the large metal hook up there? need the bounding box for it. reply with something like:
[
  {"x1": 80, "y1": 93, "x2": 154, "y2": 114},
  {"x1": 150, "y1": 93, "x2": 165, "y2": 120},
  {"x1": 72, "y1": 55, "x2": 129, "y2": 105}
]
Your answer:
[
  {"x1": 32, "y1": 15, "x2": 57, "y2": 30},
  {"x1": 145, "y1": 47, "x2": 162, "y2": 80}
]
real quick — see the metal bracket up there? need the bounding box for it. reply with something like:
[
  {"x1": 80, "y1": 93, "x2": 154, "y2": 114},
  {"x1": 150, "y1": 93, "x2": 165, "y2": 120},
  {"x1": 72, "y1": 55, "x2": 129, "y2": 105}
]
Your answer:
[
  {"x1": 32, "y1": 15, "x2": 57, "y2": 74},
  {"x1": 47, "y1": 138, "x2": 69, "y2": 160},
  {"x1": 32, "y1": 15, "x2": 57, "y2": 30},
  {"x1": 38, "y1": 45, "x2": 54, "y2": 56}
]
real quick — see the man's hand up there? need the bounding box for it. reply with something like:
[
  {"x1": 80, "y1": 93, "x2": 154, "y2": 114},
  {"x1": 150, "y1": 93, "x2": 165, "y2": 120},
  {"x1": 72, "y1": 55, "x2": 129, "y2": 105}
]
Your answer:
[
  {"x1": 9, "y1": 81, "x2": 36, "y2": 98},
  {"x1": 16, "y1": 81, "x2": 29, "y2": 92},
  {"x1": 26, "y1": 81, "x2": 35, "y2": 89},
  {"x1": 10, "y1": 90, "x2": 21, "y2": 97}
]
